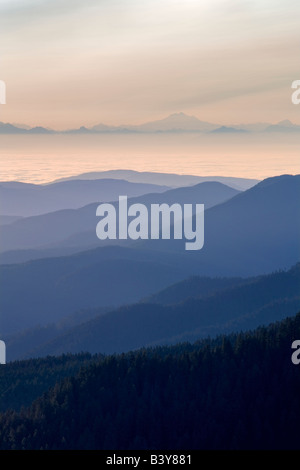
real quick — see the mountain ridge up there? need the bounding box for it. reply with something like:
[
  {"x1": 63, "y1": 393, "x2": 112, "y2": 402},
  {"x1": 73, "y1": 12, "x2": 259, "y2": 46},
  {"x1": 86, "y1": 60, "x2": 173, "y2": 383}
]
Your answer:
[
  {"x1": 0, "y1": 178, "x2": 170, "y2": 217},
  {"x1": 50, "y1": 170, "x2": 259, "y2": 191},
  {"x1": 0, "y1": 180, "x2": 240, "y2": 252},
  {"x1": 10, "y1": 263, "x2": 300, "y2": 359},
  {"x1": 1, "y1": 113, "x2": 300, "y2": 134}
]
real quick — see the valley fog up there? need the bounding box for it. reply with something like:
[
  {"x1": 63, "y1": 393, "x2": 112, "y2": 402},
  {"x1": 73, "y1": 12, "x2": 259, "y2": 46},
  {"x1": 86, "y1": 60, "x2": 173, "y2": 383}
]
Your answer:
[{"x1": 0, "y1": 132, "x2": 299, "y2": 183}]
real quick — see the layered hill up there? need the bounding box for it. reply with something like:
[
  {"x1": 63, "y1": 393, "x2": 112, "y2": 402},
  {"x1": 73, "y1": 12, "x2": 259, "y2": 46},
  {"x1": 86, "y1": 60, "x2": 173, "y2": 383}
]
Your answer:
[
  {"x1": 0, "y1": 181, "x2": 239, "y2": 253},
  {"x1": 7, "y1": 264, "x2": 300, "y2": 359},
  {"x1": 0, "y1": 179, "x2": 169, "y2": 217}
]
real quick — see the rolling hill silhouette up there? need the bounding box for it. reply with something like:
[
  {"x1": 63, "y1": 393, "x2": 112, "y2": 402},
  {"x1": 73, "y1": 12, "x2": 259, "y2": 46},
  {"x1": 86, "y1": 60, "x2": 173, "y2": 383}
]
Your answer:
[
  {"x1": 52, "y1": 170, "x2": 258, "y2": 190},
  {"x1": 139, "y1": 174, "x2": 300, "y2": 275},
  {"x1": 13, "y1": 264, "x2": 300, "y2": 358},
  {"x1": 0, "y1": 179, "x2": 169, "y2": 217},
  {"x1": 0, "y1": 181, "x2": 239, "y2": 253},
  {"x1": 0, "y1": 246, "x2": 196, "y2": 336}
]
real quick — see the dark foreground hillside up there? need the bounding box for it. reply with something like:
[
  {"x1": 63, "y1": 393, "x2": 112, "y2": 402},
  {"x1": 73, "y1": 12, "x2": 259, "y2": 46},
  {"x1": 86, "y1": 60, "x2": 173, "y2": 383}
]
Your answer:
[
  {"x1": 0, "y1": 353, "x2": 100, "y2": 413},
  {"x1": 0, "y1": 313, "x2": 299, "y2": 450}
]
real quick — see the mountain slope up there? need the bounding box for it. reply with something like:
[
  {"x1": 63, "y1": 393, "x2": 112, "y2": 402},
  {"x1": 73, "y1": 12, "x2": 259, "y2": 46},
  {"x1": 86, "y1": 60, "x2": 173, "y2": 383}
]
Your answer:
[
  {"x1": 0, "y1": 353, "x2": 99, "y2": 413},
  {"x1": 265, "y1": 120, "x2": 300, "y2": 132},
  {"x1": 21, "y1": 264, "x2": 300, "y2": 358},
  {"x1": 140, "y1": 174, "x2": 300, "y2": 276},
  {"x1": 6, "y1": 274, "x2": 247, "y2": 360},
  {"x1": 0, "y1": 246, "x2": 194, "y2": 336},
  {"x1": 0, "y1": 215, "x2": 23, "y2": 226},
  {"x1": 143, "y1": 275, "x2": 246, "y2": 305},
  {"x1": 210, "y1": 126, "x2": 248, "y2": 133}
]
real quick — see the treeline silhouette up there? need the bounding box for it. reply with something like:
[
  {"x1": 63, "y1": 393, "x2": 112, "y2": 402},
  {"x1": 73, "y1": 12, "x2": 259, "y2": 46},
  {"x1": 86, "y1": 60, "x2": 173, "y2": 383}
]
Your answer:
[{"x1": 0, "y1": 313, "x2": 299, "y2": 450}]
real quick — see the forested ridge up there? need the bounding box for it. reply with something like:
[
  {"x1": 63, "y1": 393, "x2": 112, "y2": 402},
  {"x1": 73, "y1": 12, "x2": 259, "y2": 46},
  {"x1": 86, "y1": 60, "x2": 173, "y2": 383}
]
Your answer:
[
  {"x1": 0, "y1": 353, "x2": 101, "y2": 413},
  {"x1": 0, "y1": 313, "x2": 299, "y2": 450}
]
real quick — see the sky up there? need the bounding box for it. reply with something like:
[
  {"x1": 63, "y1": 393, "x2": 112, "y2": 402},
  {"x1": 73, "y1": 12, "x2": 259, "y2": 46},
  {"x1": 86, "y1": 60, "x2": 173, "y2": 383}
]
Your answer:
[{"x1": 0, "y1": 0, "x2": 299, "y2": 129}]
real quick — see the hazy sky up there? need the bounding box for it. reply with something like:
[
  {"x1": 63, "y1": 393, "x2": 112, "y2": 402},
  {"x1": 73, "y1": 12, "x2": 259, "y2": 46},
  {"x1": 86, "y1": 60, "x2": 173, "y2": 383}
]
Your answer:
[{"x1": 0, "y1": 0, "x2": 299, "y2": 129}]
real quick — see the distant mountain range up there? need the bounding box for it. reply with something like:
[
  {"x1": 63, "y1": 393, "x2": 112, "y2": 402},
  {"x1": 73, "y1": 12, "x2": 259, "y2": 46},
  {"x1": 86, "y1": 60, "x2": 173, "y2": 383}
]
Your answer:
[
  {"x1": 1, "y1": 313, "x2": 300, "y2": 449},
  {"x1": 0, "y1": 172, "x2": 260, "y2": 219},
  {"x1": 1, "y1": 113, "x2": 300, "y2": 134}
]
